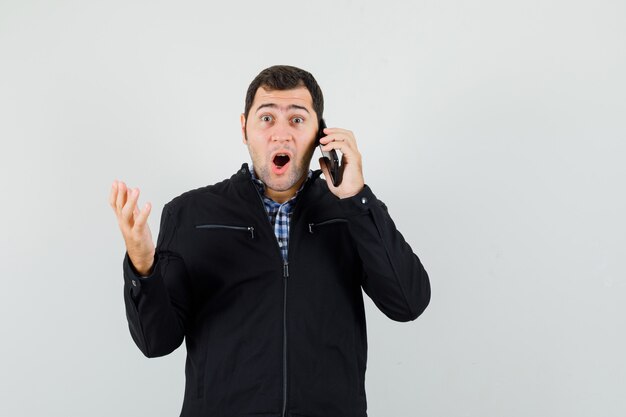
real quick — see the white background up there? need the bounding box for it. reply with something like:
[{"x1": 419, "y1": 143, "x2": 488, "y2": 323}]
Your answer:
[{"x1": 1, "y1": 0, "x2": 624, "y2": 416}]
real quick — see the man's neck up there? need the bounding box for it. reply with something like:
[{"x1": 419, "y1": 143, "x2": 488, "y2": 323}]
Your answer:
[{"x1": 265, "y1": 172, "x2": 308, "y2": 204}]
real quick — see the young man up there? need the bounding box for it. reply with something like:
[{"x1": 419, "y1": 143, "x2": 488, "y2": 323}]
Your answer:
[{"x1": 110, "y1": 65, "x2": 430, "y2": 417}]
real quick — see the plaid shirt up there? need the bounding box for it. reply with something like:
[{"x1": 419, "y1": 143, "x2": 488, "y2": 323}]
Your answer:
[{"x1": 250, "y1": 167, "x2": 312, "y2": 261}]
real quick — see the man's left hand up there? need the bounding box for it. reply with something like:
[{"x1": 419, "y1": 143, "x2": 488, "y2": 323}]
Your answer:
[{"x1": 318, "y1": 127, "x2": 365, "y2": 199}]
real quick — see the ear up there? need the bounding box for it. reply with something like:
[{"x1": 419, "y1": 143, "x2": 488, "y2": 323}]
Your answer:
[{"x1": 240, "y1": 113, "x2": 247, "y2": 144}]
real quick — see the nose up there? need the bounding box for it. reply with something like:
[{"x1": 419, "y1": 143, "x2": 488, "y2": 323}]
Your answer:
[
  {"x1": 271, "y1": 133, "x2": 293, "y2": 142},
  {"x1": 270, "y1": 122, "x2": 293, "y2": 142}
]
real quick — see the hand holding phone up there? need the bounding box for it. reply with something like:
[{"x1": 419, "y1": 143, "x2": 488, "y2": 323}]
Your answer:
[{"x1": 317, "y1": 119, "x2": 342, "y2": 186}]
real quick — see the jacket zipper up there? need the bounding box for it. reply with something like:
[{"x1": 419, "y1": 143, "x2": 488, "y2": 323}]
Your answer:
[
  {"x1": 246, "y1": 178, "x2": 292, "y2": 417},
  {"x1": 245, "y1": 168, "x2": 316, "y2": 417},
  {"x1": 308, "y1": 218, "x2": 348, "y2": 234},
  {"x1": 195, "y1": 224, "x2": 255, "y2": 239},
  {"x1": 282, "y1": 259, "x2": 289, "y2": 417}
]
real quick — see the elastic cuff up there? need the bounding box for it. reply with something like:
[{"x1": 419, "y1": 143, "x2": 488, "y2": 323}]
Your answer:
[
  {"x1": 123, "y1": 252, "x2": 159, "y2": 294},
  {"x1": 338, "y1": 185, "x2": 377, "y2": 216}
]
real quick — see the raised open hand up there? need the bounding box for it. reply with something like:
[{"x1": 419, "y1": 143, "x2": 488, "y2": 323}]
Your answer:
[{"x1": 109, "y1": 180, "x2": 155, "y2": 276}]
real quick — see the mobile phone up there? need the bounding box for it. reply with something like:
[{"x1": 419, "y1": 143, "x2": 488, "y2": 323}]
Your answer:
[{"x1": 317, "y1": 119, "x2": 342, "y2": 186}]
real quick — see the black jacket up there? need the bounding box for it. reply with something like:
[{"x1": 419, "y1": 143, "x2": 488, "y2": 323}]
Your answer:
[{"x1": 123, "y1": 164, "x2": 430, "y2": 417}]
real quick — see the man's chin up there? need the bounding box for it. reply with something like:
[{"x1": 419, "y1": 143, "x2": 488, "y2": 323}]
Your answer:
[{"x1": 265, "y1": 169, "x2": 305, "y2": 192}]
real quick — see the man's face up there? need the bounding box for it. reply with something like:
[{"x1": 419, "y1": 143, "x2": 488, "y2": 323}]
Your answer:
[{"x1": 241, "y1": 86, "x2": 318, "y2": 199}]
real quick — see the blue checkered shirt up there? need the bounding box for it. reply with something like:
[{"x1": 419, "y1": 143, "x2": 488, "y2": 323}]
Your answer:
[{"x1": 250, "y1": 167, "x2": 312, "y2": 261}]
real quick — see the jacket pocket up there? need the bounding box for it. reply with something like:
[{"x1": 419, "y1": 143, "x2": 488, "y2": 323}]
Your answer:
[
  {"x1": 195, "y1": 224, "x2": 255, "y2": 239},
  {"x1": 307, "y1": 218, "x2": 347, "y2": 234}
]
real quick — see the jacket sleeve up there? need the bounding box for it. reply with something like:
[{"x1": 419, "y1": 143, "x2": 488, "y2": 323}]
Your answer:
[
  {"x1": 122, "y1": 202, "x2": 192, "y2": 357},
  {"x1": 338, "y1": 185, "x2": 430, "y2": 322}
]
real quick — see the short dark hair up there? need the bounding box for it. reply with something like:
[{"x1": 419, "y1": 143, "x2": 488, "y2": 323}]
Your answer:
[{"x1": 244, "y1": 65, "x2": 324, "y2": 122}]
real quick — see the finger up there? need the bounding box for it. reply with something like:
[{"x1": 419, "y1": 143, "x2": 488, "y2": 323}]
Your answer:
[
  {"x1": 322, "y1": 135, "x2": 359, "y2": 155},
  {"x1": 135, "y1": 201, "x2": 152, "y2": 230},
  {"x1": 116, "y1": 182, "x2": 128, "y2": 213},
  {"x1": 321, "y1": 146, "x2": 344, "y2": 157},
  {"x1": 319, "y1": 133, "x2": 354, "y2": 146},
  {"x1": 319, "y1": 134, "x2": 341, "y2": 148},
  {"x1": 320, "y1": 127, "x2": 353, "y2": 137},
  {"x1": 131, "y1": 200, "x2": 140, "y2": 225},
  {"x1": 318, "y1": 134, "x2": 337, "y2": 145},
  {"x1": 122, "y1": 187, "x2": 140, "y2": 223},
  {"x1": 323, "y1": 145, "x2": 362, "y2": 175},
  {"x1": 320, "y1": 142, "x2": 346, "y2": 154},
  {"x1": 109, "y1": 180, "x2": 118, "y2": 209}
]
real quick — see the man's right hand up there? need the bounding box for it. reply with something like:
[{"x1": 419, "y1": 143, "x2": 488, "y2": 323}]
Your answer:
[{"x1": 109, "y1": 180, "x2": 155, "y2": 276}]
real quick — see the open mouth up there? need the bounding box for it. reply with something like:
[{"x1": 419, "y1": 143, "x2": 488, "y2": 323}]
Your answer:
[
  {"x1": 273, "y1": 153, "x2": 290, "y2": 167},
  {"x1": 272, "y1": 153, "x2": 291, "y2": 173}
]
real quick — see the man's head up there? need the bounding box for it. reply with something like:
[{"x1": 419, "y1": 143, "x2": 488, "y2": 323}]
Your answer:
[
  {"x1": 243, "y1": 65, "x2": 324, "y2": 124},
  {"x1": 241, "y1": 65, "x2": 324, "y2": 203}
]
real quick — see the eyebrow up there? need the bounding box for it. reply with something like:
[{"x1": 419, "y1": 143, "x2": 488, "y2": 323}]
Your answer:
[{"x1": 255, "y1": 103, "x2": 310, "y2": 114}]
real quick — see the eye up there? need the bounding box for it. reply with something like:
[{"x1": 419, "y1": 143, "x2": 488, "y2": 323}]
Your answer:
[
  {"x1": 261, "y1": 115, "x2": 273, "y2": 122},
  {"x1": 292, "y1": 117, "x2": 304, "y2": 124}
]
